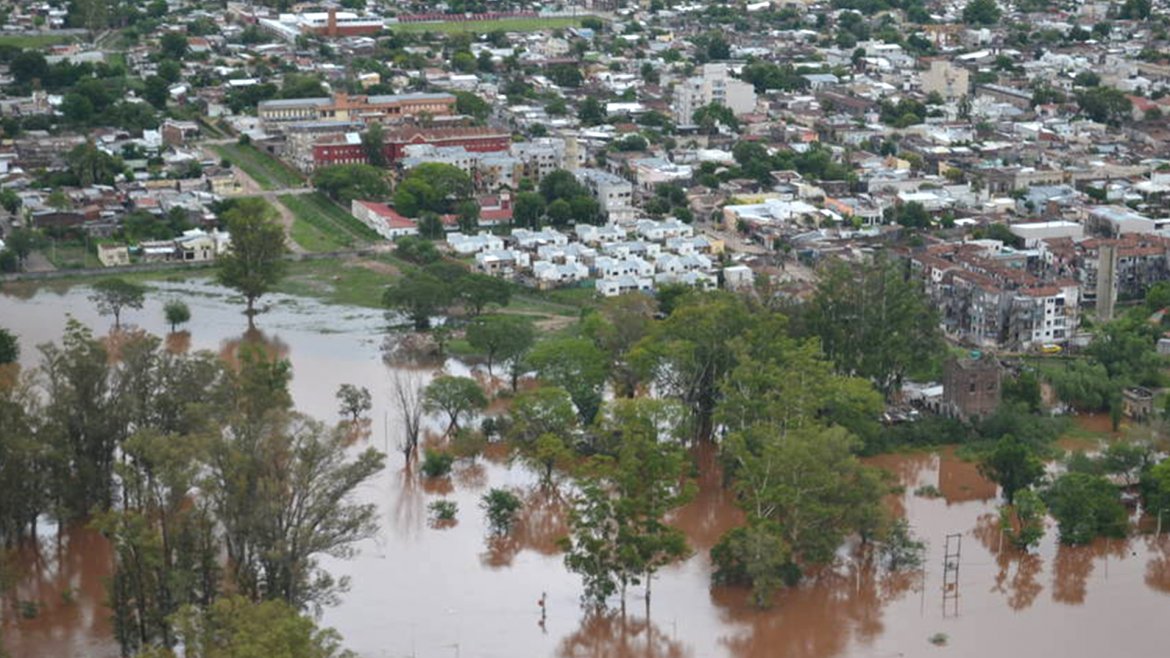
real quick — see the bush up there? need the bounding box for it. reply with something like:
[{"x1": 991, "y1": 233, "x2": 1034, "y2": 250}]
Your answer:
[
  {"x1": 1044, "y1": 472, "x2": 1128, "y2": 544},
  {"x1": 420, "y1": 450, "x2": 455, "y2": 478},
  {"x1": 428, "y1": 500, "x2": 457, "y2": 522},
  {"x1": 480, "y1": 488, "x2": 523, "y2": 535}
]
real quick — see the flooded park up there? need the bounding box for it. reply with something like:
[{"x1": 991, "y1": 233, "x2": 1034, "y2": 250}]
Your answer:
[{"x1": 2, "y1": 280, "x2": 1169, "y2": 658}]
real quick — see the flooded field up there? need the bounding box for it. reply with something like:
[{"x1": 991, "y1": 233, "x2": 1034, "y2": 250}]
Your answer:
[{"x1": 2, "y1": 281, "x2": 1169, "y2": 658}]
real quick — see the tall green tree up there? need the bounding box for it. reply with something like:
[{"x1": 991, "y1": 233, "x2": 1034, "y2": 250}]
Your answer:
[
  {"x1": 979, "y1": 434, "x2": 1045, "y2": 505},
  {"x1": 962, "y1": 0, "x2": 1001, "y2": 25},
  {"x1": 526, "y1": 337, "x2": 609, "y2": 424},
  {"x1": 361, "y1": 122, "x2": 387, "y2": 168},
  {"x1": 806, "y1": 257, "x2": 942, "y2": 398},
  {"x1": 89, "y1": 278, "x2": 147, "y2": 331},
  {"x1": 383, "y1": 269, "x2": 452, "y2": 330},
  {"x1": 422, "y1": 375, "x2": 487, "y2": 434},
  {"x1": 171, "y1": 595, "x2": 352, "y2": 658},
  {"x1": 632, "y1": 291, "x2": 752, "y2": 439},
  {"x1": 466, "y1": 315, "x2": 534, "y2": 378},
  {"x1": 209, "y1": 408, "x2": 384, "y2": 608},
  {"x1": 313, "y1": 164, "x2": 391, "y2": 204},
  {"x1": 581, "y1": 294, "x2": 656, "y2": 398},
  {"x1": 457, "y1": 273, "x2": 511, "y2": 317},
  {"x1": 562, "y1": 402, "x2": 694, "y2": 612},
  {"x1": 216, "y1": 198, "x2": 287, "y2": 327},
  {"x1": 39, "y1": 319, "x2": 126, "y2": 518},
  {"x1": 96, "y1": 430, "x2": 220, "y2": 654},
  {"x1": 1044, "y1": 472, "x2": 1127, "y2": 544},
  {"x1": 0, "y1": 328, "x2": 17, "y2": 365}
]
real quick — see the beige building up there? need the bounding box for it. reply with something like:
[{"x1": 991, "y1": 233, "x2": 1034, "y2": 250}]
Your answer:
[
  {"x1": 922, "y1": 60, "x2": 969, "y2": 101},
  {"x1": 673, "y1": 63, "x2": 758, "y2": 125}
]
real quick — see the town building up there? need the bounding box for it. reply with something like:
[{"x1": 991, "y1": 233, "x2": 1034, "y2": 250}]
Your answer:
[
  {"x1": 673, "y1": 63, "x2": 758, "y2": 124},
  {"x1": 258, "y1": 92, "x2": 456, "y2": 129}
]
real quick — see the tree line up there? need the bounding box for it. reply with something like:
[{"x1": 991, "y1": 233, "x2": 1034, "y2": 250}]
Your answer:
[{"x1": 0, "y1": 322, "x2": 382, "y2": 657}]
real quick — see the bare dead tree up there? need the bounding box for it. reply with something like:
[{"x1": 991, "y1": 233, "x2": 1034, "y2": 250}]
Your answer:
[{"x1": 390, "y1": 369, "x2": 425, "y2": 464}]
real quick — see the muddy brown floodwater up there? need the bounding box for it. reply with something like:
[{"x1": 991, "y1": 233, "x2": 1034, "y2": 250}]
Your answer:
[{"x1": 3, "y1": 280, "x2": 1170, "y2": 658}]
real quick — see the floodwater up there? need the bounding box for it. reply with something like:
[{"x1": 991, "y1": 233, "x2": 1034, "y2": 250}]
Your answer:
[{"x1": 2, "y1": 281, "x2": 1170, "y2": 658}]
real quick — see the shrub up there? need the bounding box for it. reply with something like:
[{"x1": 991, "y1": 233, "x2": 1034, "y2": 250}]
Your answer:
[
  {"x1": 480, "y1": 488, "x2": 523, "y2": 535},
  {"x1": 420, "y1": 450, "x2": 455, "y2": 478},
  {"x1": 428, "y1": 500, "x2": 458, "y2": 522}
]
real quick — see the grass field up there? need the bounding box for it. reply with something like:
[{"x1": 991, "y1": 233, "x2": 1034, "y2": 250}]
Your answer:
[
  {"x1": 275, "y1": 255, "x2": 405, "y2": 308},
  {"x1": 0, "y1": 33, "x2": 75, "y2": 48},
  {"x1": 387, "y1": 16, "x2": 592, "y2": 34},
  {"x1": 212, "y1": 143, "x2": 305, "y2": 191},
  {"x1": 279, "y1": 192, "x2": 381, "y2": 252}
]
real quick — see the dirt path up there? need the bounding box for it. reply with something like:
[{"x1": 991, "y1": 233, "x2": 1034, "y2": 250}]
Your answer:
[{"x1": 202, "y1": 147, "x2": 305, "y2": 254}]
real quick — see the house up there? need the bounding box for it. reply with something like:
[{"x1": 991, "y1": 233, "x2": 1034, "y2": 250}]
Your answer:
[
  {"x1": 475, "y1": 249, "x2": 530, "y2": 276},
  {"x1": 448, "y1": 232, "x2": 504, "y2": 255},
  {"x1": 942, "y1": 354, "x2": 1002, "y2": 421},
  {"x1": 97, "y1": 244, "x2": 130, "y2": 267},
  {"x1": 351, "y1": 200, "x2": 419, "y2": 240},
  {"x1": 595, "y1": 275, "x2": 653, "y2": 297},
  {"x1": 512, "y1": 228, "x2": 568, "y2": 250},
  {"x1": 594, "y1": 256, "x2": 654, "y2": 279},
  {"x1": 532, "y1": 260, "x2": 590, "y2": 288},
  {"x1": 723, "y1": 264, "x2": 754, "y2": 290},
  {"x1": 635, "y1": 218, "x2": 694, "y2": 242},
  {"x1": 655, "y1": 270, "x2": 717, "y2": 291},
  {"x1": 575, "y1": 224, "x2": 627, "y2": 245}
]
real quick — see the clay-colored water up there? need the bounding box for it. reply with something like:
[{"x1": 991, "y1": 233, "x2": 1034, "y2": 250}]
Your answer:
[{"x1": 2, "y1": 281, "x2": 1168, "y2": 658}]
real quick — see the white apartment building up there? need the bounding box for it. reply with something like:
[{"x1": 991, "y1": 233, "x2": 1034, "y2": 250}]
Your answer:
[
  {"x1": 574, "y1": 168, "x2": 635, "y2": 223},
  {"x1": 673, "y1": 63, "x2": 758, "y2": 125}
]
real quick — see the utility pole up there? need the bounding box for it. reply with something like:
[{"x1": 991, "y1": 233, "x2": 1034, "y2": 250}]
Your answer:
[{"x1": 942, "y1": 533, "x2": 961, "y2": 617}]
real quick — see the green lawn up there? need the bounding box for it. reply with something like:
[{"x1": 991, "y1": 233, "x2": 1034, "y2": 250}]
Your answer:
[
  {"x1": 0, "y1": 33, "x2": 75, "y2": 48},
  {"x1": 212, "y1": 143, "x2": 305, "y2": 190},
  {"x1": 276, "y1": 255, "x2": 404, "y2": 308},
  {"x1": 45, "y1": 242, "x2": 99, "y2": 270},
  {"x1": 279, "y1": 192, "x2": 381, "y2": 252},
  {"x1": 387, "y1": 16, "x2": 593, "y2": 34}
]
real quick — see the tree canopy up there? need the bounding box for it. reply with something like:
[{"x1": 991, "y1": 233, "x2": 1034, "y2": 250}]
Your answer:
[{"x1": 216, "y1": 198, "x2": 287, "y2": 325}]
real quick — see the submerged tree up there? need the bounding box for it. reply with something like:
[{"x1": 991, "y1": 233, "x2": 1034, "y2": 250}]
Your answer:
[
  {"x1": 423, "y1": 375, "x2": 487, "y2": 434},
  {"x1": 562, "y1": 399, "x2": 694, "y2": 612},
  {"x1": 163, "y1": 299, "x2": 191, "y2": 333},
  {"x1": 806, "y1": 257, "x2": 942, "y2": 398},
  {"x1": 89, "y1": 278, "x2": 147, "y2": 330},
  {"x1": 216, "y1": 198, "x2": 287, "y2": 327},
  {"x1": 979, "y1": 434, "x2": 1045, "y2": 505}
]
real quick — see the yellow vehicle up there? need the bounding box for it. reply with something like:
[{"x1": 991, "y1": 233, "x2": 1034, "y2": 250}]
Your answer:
[{"x1": 1040, "y1": 344, "x2": 1063, "y2": 354}]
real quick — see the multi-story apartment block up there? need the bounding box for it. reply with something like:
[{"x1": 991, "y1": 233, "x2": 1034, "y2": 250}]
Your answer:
[
  {"x1": 672, "y1": 63, "x2": 757, "y2": 125},
  {"x1": 574, "y1": 168, "x2": 635, "y2": 224}
]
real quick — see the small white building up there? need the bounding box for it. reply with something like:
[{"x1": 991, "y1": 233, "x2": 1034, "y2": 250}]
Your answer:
[
  {"x1": 723, "y1": 264, "x2": 754, "y2": 290},
  {"x1": 512, "y1": 228, "x2": 569, "y2": 250},
  {"x1": 475, "y1": 249, "x2": 530, "y2": 276},
  {"x1": 448, "y1": 232, "x2": 505, "y2": 255},
  {"x1": 635, "y1": 218, "x2": 694, "y2": 242},
  {"x1": 595, "y1": 256, "x2": 654, "y2": 279},
  {"x1": 352, "y1": 200, "x2": 419, "y2": 240},
  {"x1": 596, "y1": 275, "x2": 653, "y2": 297},
  {"x1": 533, "y1": 260, "x2": 590, "y2": 287}
]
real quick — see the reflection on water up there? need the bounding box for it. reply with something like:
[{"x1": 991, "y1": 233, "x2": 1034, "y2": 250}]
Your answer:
[
  {"x1": 1, "y1": 525, "x2": 114, "y2": 658},
  {"x1": 5, "y1": 283, "x2": 1170, "y2": 658},
  {"x1": 557, "y1": 611, "x2": 691, "y2": 658}
]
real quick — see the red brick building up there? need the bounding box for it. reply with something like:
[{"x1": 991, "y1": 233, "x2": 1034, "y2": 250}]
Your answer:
[{"x1": 311, "y1": 126, "x2": 511, "y2": 169}]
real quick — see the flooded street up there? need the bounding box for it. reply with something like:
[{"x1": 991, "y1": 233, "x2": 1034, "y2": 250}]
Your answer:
[{"x1": 2, "y1": 281, "x2": 1169, "y2": 658}]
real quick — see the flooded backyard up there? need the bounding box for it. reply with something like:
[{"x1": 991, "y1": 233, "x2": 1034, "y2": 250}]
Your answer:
[{"x1": 2, "y1": 280, "x2": 1169, "y2": 658}]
